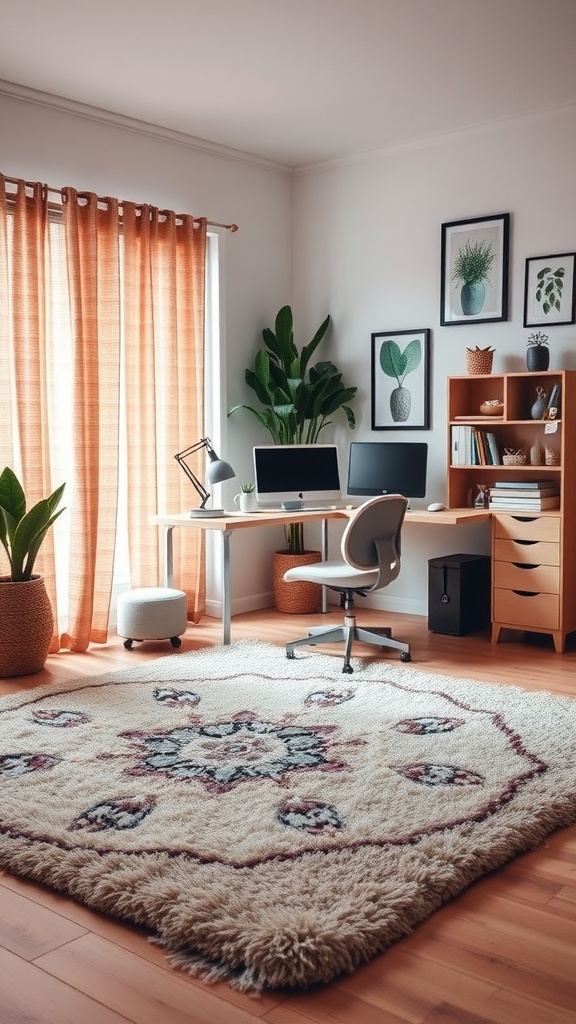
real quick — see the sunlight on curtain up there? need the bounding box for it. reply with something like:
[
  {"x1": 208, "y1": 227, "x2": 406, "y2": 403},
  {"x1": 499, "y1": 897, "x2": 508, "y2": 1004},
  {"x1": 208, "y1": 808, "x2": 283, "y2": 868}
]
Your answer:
[{"x1": 0, "y1": 175, "x2": 208, "y2": 651}]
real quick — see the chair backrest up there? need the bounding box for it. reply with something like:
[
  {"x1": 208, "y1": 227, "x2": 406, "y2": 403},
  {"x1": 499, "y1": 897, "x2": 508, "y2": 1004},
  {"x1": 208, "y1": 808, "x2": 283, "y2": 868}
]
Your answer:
[{"x1": 341, "y1": 494, "x2": 407, "y2": 588}]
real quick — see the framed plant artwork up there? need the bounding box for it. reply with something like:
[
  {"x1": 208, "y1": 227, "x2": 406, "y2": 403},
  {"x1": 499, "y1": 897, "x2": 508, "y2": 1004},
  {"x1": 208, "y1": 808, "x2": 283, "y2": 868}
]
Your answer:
[
  {"x1": 440, "y1": 213, "x2": 510, "y2": 326},
  {"x1": 523, "y1": 252, "x2": 576, "y2": 327},
  {"x1": 371, "y1": 328, "x2": 430, "y2": 430}
]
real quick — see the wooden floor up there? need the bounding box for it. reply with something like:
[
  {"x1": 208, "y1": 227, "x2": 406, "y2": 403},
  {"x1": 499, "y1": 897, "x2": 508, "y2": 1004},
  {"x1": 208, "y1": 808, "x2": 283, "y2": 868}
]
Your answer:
[{"x1": 1, "y1": 608, "x2": 575, "y2": 1024}]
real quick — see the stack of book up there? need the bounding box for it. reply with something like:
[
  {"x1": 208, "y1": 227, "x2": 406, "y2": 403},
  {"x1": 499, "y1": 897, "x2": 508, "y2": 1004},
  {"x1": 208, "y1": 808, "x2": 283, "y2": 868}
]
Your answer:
[{"x1": 488, "y1": 480, "x2": 560, "y2": 511}]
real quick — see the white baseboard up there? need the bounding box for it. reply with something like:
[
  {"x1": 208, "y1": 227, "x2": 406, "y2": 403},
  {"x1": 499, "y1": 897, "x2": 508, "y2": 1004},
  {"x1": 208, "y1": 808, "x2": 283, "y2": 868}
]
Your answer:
[{"x1": 205, "y1": 591, "x2": 427, "y2": 621}]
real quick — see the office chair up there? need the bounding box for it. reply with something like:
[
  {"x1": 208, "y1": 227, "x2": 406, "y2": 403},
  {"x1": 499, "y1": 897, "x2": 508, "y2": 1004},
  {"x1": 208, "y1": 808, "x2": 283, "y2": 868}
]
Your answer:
[{"x1": 284, "y1": 494, "x2": 410, "y2": 673}]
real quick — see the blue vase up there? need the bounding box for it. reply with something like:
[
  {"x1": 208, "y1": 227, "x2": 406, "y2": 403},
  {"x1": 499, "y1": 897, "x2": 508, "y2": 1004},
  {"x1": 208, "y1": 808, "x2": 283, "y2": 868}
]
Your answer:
[
  {"x1": 461, "y1": 282, "x2": 485, "y2": 316},
  {"x1": 531, "y1": 389, "x2": 548, "y2": 419}
]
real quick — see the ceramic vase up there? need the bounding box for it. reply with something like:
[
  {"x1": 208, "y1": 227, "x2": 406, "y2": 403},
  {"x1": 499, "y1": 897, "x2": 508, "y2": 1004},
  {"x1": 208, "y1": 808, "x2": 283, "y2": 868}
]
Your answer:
[
  {"x1": 531, "y1": 388, "x2": 548, "y2": 420},
  {"x1": 530, "y1": 440, "x2": 543, "y2": 466},
  {"x1": 526, "y1": 346, "x2": 550, "y2": 371}
]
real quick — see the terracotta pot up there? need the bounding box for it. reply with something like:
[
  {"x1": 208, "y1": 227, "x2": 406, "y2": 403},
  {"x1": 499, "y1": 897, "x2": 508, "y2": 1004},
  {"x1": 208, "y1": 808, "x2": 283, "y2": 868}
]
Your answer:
[
  {"x1": 273, "y1": 551, "x2": 322, "y2": 614},
  {"x1": 0, "y1": 575, "x2": 54, "y2": 677}
]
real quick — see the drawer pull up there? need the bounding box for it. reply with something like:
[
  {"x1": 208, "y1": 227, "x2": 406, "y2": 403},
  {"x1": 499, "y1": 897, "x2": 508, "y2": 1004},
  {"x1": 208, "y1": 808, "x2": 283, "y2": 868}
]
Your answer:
[
  {"x1": 514, "y1": 539, "x2": 537, "y2": 546},
  {"x1": 511, "y1": 516, "x2": 538, "y2": 522},
  {"x1": 512, "y1": 590, "x2": 540, "y2": 597},
  {"x1": 512, "y1": 562, "x2": 539, "y2": 570}
]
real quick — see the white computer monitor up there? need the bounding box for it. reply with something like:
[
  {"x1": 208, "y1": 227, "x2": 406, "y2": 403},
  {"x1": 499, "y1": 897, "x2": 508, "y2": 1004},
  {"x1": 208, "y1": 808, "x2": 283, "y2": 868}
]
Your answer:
[{"x1": 253, "y1": 444, "x2": 342, "y2": 507}]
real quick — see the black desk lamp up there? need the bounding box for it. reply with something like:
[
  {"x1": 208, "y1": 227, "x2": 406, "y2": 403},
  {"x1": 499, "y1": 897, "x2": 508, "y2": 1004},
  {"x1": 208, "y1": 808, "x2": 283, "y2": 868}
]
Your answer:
[{"x1": 175, "y1": 437, "x2": 235, "y2": 517}]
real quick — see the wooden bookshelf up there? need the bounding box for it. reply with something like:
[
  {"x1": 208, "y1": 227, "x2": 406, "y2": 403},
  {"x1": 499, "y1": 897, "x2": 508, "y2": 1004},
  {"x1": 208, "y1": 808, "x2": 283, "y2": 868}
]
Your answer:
[{"x1": 447, "y1": 371, "x2": 576, "y2": 653}]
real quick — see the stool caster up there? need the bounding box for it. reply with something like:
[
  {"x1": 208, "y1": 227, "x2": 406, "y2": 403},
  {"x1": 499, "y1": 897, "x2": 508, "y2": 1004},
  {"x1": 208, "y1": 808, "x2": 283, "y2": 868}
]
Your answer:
[{"x1": 170, "y1": 636, "x2": 182, "y2": 648}]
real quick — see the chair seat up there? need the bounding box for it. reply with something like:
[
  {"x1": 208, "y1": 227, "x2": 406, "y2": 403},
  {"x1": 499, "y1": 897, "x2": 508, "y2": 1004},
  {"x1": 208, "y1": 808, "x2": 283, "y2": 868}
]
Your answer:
[{"x1": 283, "y1": 560, "x2": 379, "y2": 589}]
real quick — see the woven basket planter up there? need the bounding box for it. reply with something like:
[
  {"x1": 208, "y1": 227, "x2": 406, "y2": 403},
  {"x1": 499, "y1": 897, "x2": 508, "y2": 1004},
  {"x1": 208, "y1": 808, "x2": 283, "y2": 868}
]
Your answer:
[
  {"x1": 466, "y1": 348, "x2": 494, "y2": 375},
  {"x1": 0, "y1": 575, "x2": 54, "y2": 677},
  {"x1": 273, "y1": 551, "x2": 322, "y2": 614}
]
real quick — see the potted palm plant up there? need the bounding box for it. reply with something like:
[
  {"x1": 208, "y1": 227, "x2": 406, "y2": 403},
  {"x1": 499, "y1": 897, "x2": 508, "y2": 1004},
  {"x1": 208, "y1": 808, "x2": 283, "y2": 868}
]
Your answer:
[
  {"x1": 228, "y1": 305, "x2": 357, "y2": 611},
  {"x1": 0, "y1": 467, "x2": 66, "y2": 676}
]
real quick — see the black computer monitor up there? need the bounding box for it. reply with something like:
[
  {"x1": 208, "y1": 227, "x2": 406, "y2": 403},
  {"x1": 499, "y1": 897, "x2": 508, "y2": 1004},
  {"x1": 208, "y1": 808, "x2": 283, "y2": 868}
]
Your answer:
[{"x1": 347, "y1": 442, "x2": 428, "y2": 499}]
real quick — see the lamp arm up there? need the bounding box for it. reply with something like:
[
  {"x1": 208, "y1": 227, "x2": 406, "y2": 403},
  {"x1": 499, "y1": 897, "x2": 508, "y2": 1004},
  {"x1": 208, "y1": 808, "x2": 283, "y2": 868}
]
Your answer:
[{"x1": 175, "y1": 441, "x2": 211, "y2": 508}]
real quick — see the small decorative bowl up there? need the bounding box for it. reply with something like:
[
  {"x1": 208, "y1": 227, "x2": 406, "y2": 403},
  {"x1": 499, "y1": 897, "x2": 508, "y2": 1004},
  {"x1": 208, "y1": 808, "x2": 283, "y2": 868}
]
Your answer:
[{"x1": 479, "y1": 400, "x2": 503, "y2": 416}]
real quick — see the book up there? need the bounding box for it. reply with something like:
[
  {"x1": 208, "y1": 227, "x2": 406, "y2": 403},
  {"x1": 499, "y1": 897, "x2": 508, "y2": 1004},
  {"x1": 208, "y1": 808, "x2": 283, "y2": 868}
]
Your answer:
[
  {"x1": 486, "y1": 432, "x2": 499, "y2": 465},
  {"x1": 492, "y1": 479, "x2": 554, "y2": 489},
  {"x1": 489, "y1": 495, "x2": 560, "y2": 510},
  {"x1": 543, "y1": 382, "x2": 562, "y2": 421},
  {"x1": 489, "y1": 487, "x2": 558, "y2": 499}
]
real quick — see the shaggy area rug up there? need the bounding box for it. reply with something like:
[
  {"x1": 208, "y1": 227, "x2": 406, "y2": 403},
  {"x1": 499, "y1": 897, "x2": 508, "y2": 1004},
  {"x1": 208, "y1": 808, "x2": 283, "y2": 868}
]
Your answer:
[{"x1": 1, "y1": 640, "x2": 575, "y2": 991}]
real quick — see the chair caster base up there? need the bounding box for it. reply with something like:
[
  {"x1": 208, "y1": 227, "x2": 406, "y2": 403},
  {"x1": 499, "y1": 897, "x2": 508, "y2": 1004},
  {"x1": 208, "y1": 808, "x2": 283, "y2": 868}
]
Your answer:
[
  {"x1": 342, "y1": 664, "x2": 353, "y2": 674},
  {"x1": 400, "y1": 652, "x2": 411, "y2": 662}
]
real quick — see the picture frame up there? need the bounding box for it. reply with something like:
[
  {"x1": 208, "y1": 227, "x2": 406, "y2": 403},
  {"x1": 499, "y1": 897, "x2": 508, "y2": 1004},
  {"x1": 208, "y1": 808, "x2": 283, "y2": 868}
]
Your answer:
[
  {"x1": 523, "y1": 252, "x2": 576, "y2": 327},
  {"x1": 371, "y1": 328, "x2": 430, "y2": 430},
  {"x1": 440, "y1": 213, "x2": 510, "y2": 326}
]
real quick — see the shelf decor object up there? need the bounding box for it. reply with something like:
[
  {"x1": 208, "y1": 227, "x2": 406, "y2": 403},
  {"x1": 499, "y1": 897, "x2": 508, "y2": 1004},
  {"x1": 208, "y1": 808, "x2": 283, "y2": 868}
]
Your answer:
[
  {"x1": 502, "y1": 449, "x2": 527, "y2": 466},
  {"x1": 479, "y1": 400, "x2": 503, "y2": 415},
  {"x1": 440, "y1": 213, "x2": 510, "y2": 326},
  {"x1": 531, "y1": 387, "x2": 548, "y2": 420},
  {"x1": 466, "y1": 346, "x2": 494, "y2": 375},
  {"x1": 523, "y1": 253, "x2": 576, "y2": 328},
  {"x1": 526, "y1": 332, "x2": 550, "y2": 371}
]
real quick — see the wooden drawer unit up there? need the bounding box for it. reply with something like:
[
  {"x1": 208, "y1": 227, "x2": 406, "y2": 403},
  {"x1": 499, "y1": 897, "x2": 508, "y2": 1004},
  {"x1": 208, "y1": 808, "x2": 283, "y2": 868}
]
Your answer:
[{"x1": 491, "y1": 511, "x2": 563, "y2": 650}]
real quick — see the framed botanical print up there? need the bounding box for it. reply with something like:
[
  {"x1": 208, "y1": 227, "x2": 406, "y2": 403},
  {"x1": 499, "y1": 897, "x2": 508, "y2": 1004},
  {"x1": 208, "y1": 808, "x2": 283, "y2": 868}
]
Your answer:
[
  {"x1": 523, "y1": 252, "x2": 576, "y2": 327},
  {"x1": 440, "y1": 213, "x2": 510, "y2": 326},
  {"x1": 371, "y1": 328, "x2": 430, "y2": 430}
]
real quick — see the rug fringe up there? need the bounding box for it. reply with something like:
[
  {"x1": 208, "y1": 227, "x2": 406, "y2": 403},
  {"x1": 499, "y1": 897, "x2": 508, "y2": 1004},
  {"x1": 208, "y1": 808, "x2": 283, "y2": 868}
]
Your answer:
[{"x1": 150, "y1": 936, "x2": 264, "y2": 993}]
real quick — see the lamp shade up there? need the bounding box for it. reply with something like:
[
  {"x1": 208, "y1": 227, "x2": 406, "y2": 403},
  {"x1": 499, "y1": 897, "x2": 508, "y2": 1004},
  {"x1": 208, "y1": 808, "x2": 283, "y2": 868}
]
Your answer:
[{"x1": 206, "y1": 455, "x2": 235, "y2": 484}]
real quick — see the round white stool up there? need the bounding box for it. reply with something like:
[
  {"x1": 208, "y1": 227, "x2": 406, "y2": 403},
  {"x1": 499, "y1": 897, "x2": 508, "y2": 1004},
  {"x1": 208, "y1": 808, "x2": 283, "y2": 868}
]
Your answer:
[{"x1": 117, "y1": 587, "x2": 188, "y2": 650}]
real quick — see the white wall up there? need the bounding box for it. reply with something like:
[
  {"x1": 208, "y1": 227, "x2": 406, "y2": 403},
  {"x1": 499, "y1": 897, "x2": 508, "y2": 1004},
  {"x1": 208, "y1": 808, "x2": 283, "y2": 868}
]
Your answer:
[{"x1": 292, "y1": 105, "x2": 576, "y2": 614}]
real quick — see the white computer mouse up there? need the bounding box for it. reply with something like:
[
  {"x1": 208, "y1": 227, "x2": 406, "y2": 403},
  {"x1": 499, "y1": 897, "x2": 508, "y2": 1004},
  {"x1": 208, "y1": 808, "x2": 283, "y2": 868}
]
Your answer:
[{"x1": 427, "y1": 502, "x2": 447, "y2": 512}]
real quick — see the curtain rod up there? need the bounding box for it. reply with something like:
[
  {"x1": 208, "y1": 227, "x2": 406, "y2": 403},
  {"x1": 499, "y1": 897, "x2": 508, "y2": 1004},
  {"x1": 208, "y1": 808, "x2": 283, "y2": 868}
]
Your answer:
[{"x1": 3, "y1": 175, "x2": 238, "y2": 232}]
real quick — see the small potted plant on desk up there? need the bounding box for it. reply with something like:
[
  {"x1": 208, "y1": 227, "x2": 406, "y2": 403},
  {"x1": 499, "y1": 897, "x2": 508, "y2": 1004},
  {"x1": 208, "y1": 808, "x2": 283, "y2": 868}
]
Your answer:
[
  {"x1": 228, "y1": 304, "x2": 357, "y2": 612},
  {"x1": 0, "y1": 466, "x2": 66, "y2": 676}
]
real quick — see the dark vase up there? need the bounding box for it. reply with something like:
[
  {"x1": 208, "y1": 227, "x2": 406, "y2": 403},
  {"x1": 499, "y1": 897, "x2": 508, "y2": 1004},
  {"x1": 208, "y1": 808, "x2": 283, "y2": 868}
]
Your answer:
[{"x1": 526, "y1": 346, "x2": 550, "y2": 371}]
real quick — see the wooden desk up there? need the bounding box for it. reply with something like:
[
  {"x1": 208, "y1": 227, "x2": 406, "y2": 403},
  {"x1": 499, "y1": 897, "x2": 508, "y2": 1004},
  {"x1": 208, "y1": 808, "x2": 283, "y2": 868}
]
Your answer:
[{"x1": 152, "y1": 507, "x2": 491, "y2": 645}]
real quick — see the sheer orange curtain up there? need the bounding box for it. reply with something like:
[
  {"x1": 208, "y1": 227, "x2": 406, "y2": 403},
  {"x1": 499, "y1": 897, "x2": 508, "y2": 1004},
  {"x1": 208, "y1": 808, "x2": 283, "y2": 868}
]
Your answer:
[
  {"x1": 0, "y1": 175, "x2": 207, "y2": 650},
  {"x1": 122, "y1": 204, "x2": 207, "y2": 620}
]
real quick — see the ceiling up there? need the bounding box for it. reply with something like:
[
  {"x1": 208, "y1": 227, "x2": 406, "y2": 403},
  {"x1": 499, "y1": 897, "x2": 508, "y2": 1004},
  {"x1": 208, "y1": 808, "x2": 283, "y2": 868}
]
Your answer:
[{"x1": 2, "y1": 0, "x2": 576, "y2": 167}]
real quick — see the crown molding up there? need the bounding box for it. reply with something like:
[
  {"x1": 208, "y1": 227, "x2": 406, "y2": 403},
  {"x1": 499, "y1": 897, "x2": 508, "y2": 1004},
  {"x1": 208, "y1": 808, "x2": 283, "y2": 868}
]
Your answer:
[
  {"x1": 295, "y1": 101, "x2": 576, "y2": 176},
  {"x1": 0, "y1": 79, "x2": 292, "y2": 176}
]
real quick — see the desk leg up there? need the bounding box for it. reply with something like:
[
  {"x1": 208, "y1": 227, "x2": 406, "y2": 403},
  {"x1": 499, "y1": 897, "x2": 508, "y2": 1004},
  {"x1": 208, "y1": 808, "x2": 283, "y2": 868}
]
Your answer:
[
  {"x1": 221, "y1": 530, "x2": 232, "y2": 645},
  {"x1": 164, "y1": 526, "x2": 174, "y2": 587},
  {"x1": 321, "y1": 518, "x2": 328, "y2": 613}
]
